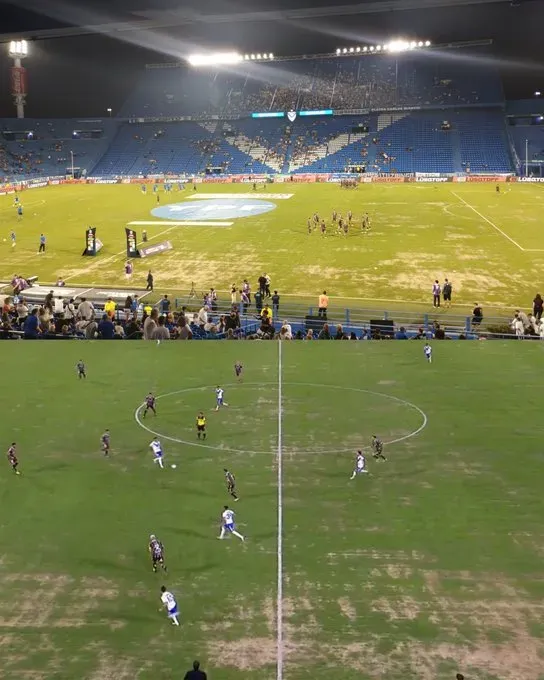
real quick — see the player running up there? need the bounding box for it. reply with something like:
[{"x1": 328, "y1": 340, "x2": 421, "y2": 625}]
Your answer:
[
  {"x1": 101, "y1": 429, "x2": 110, "y2": 456},
  {"x1": 234, "y1": 361, "x2": 243, "y2": 382},
  {"x1": 349, "y1": 451, "x2": 368, "y2": 480},
  {"x1": 143, "y1": 393, "x2": 157, "y2": 418},
  {"x1": 424, "y1": 343, "x2": 432, "y2": 363},
  {"x1": 218, "y1": 506, "x2": 245, "y2": 541},
  {"x1": 10, "y1": 231, "x2": 16, "y2": 248},
  {"x1": 196, "y1": 412, "x2": 207, "y2": 440},
  {"x1": 76, "y1": 360, "x2": 86, "y2": 379},
  {"x1": 224, "y1": 468, "x2": 239, "y2": 501},
  {"x1": 215, "y1": 386, "x2": 228, "y2": 411},
  {"x1": 149, "y1": 534, "x2": 167, "y2": 573},
  {"x1": 149, "y1": 438, "x2": 165, "y2": 469},
  {"x1": 7, "y1": 443, "x2": 20, "y2": 475},
  {"x1": 371, "y1": 435, "x2": 387, "y2": 461},
  {"x1": 159, "y1": 586, "x2": 179, "y2": 626}
]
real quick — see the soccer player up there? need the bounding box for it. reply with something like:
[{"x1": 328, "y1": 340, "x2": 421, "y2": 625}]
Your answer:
[
  {"x1": 362, "y1": 213, "x2": 370, "y2": 231},
  {"x1": 143, "y1": 393, "x2": 156, "y2": 418},
  {"x1": 234, "y1": 361, "x2": 243, "y2": 382},
  {"x1": 347, "y1": 209, "x2": 353, "y2": 224},
  {"x1": 76, "y1": 360, "x2": 86, "y2": 379},
  {"x1": 159, "y1": 585, "x2": 179, "y2": 626},
  {"x1": 224, "y1": 468, "x2": 239, "y2": 501},
  {"x1": 218, "y1": 505, "x2": 245, "y2": 541},
  {"x1": 150, "y1": 438, "x2": 165, "y2": 468},
  {"x1": 307, "y1": 218, "x2": 312, "y2": 235},
  {"x1": 7, "y1": 443, "x2": 20, "y2": 475},
  {"x1": 332, "y1": 210, "x2": 337, "y2": 223},
  {"x1": 10, "y1": 231, "x2": 16, "y2": 248},
  {"x1": 17, "y1": 205, "x2": 23, "y2": 220},
  {"x1": 140, "y1": 183, "x2": 147, "y2": 195},
  {"x1": 196, "y1": 412, "x2": 206, "y2": 440},
  {"x1": 371, "y1": 435, "x2": 387, "y2": 461},
  {"x1": 349, "y1": 450, "x2": 368, "y2": 480},
  {"x1": 38, "y1": 233, "x2": 46, "y2": 254},
  {"x1": 320, "y1": 220, "x2": 327, "y2": 237},
  {"x1": 101, "y1": 429, "x2": 110, "y2": 456},
  {"x1": 424, "y1": 343, "x2": 432, "y2": 363},
  {"x1": 149, "y1": 534, "x2": 167, "y2": 573},
  {"x1": 215, "y1": 387, "x2": 228, "y2": 411},
  {"x1": 343, "y1": 220, "x2": 349, "y2": 236}
]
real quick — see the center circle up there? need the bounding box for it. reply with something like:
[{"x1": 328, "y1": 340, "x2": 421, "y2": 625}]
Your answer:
[
  {"x1": 151, "y1": 198, "x2": 277, "y2": 221},
  {"x1": 134, "y1": 382, "x2": 427, "y2": 456}
]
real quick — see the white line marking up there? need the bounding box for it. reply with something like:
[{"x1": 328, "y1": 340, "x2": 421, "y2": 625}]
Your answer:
[
  {"x1": 133, "y1": 383, "x2": 428, "y2": 455},
  {"x1": 127, "y1": 220, "x2": 233, "y2": 226},
  {"x1": 451, "y1": 191, "x2": 524, "y2": 250},
  {"x1": 276, "y1": 340, "x2": 284, "y2": 680},
  {"x1": 187, "y1": 193, "x2": 293, "y2": 200}
]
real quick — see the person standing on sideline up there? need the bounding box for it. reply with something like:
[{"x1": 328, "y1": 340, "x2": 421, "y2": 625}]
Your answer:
[
  {"x1": 264, "y1": 273, "x2": 271, "y2": 298},
  {"x1": 318, "y1": 290, "x2": 329, "y2": 318},
  {"x1": 38, "y1": 233, "x2": 46, "y2": 254},
  {"x1": 184, "y1": 661, "x2": 207, "y2": 680},
  {"x1": 146, "y1": 270, "x2": 153, "y2": 291},
  {"x1": 432, "y1": 280, "x2": 441, "y2": 307},
  {"x1": 533, "y1": 293, "x2": 543, "y2": 321},
  {"x1": 442, "y1": 278, "x2": 452, "y2": 308},
  {"x1": 272, "y1": 290, "x2": 280, "y2": 320},
  {"x1": 124, "y1": 261, "x2": 133, "y2": 282},
  {"x1": 159, "y1": 294, "x2": 170, "y2": 315},
  {"x1": 254, "y1": 288, "x2": 263, "y2": 317},
  {"x1": 258, "y1": 273, "x2": 266, "y2": 297},
  {"x1": 472, "y1": 303, "x2": 483, "y2": 328},
  {"x1": 142, "y1": 229, "x2": 148, "y2": 242}
]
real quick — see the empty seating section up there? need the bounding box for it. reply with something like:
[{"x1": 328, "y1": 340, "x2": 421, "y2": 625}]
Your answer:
[
  {"x1": 0, "y1": 118, "x2": 118, "y2": 180},
  {"x1": 456, "y1": 110, "x2": 512, "y2": 173},
  {"x1": 509, "y1": 125, "x2": 544, "y2": 164}
]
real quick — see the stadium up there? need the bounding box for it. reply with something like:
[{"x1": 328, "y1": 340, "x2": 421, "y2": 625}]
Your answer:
[{"x1": 0, "y1": 0, "x2": 543, "y2": 678}]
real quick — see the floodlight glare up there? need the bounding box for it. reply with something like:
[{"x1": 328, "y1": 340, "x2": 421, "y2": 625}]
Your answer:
[
  {"x1": 376, "y1": 45, "x2": 382, "y2": 51},
  {"x1": 187, "y1": 51, "x2": 243, "y2": 67},
  {"x1": 269, "y1": 53, "x2": 274, "y2": 59},
  {"x1": 535, "y1": 91, "x2": 541, "y2": 96},
  {"x1": 9, "y1": 40, "x2": 29, "y2": 58},
  {"x1": 349, "y1": 47, "x2": 354, "y2": 53},
  {"x1": 336, "y1": 48, "x2": 341, "y2": 54},
  {"x1": 363, "y1": 46, "x2": 368, "y2": 52},
  {"x1": 250, "y1": 54, "x2": 256, "y2": 59},
  {"x1": 355, "y1": 47, "x2": 361, "y2": 53},
  {"x1": 369, "y1": 46, "x2": 375, "y2": 51},
  {"x1": 418, "y1": 41, "x2": 424, "y2": 47},
  {"x1": 425, "y1": 40, "x2": 431, "y2": 47},
  {"x1": 342, "y1": 48, "x2": 348, "y2": 54}
]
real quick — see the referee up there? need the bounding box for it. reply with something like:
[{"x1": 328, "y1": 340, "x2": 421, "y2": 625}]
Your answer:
[{"x1": 184, "y1": 660, "x2": 207, "y2": 680}]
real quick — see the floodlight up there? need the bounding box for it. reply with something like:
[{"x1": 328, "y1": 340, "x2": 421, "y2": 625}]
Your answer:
[
  {"x1": 9, "y1": 40, "x2": 28, "y2": 58},
  {"x1": 342, "y1": 48, "x2": 348, "y2": 54},
  {"x1": 269, "y1": 53, "x2": 274, "y2": 59},
  {"x1": 376, "y1": 45, "x2": 382, "y2": 51},
  {"x1": 250, "y1": 54, "x2": 256, "y2": 60},
  {"x1": 244, "y1": 54, "x2": 249, "y2": 60},
  {"x1": 369, "y1": 46, "x2": 375, "y2": 52},
  {"x1": 535, "y1": 91, "x2": 542, "y2": 97},
  {"x1": 336, "y1": 48, "x2": 341, "y2": 54},
  {"x1": 349, "y1": 47, "x2": 354, "y2": 53},
  {"x1": 418, "y1": 41, "x2": 424, "y2": 47},
  {"x1": 187, "y1": 52, "x2": 243, "y2": 67},
  {"x1": 382, "y1": 44, "x2": 388, "y2": 51},
  {"x1": 363, "y1": 46, "x2": 368, "y2": 52},
  {"x1": 355, "y1": 47, "x2": 361, "y2": 53},
  {"x1": 425, "y1": 40, "x2": 431, "y2": 47}
]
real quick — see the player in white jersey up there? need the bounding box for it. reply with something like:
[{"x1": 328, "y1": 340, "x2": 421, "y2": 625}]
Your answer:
[
  {"x1": 215, "y1": 386, "x2": 229, "y2": 411},
  {"x1": 218, "y1": 505, "x2": 245, "y2": 541},
  {"x1": 159, "y1": 585, "x2": 179, "y2": 626},
  {"x1": 350, "y1": 451, "x2": 368, "y2": 480},
  {"x1": 423, "y1": 343, "x2": 432, "y2": 363},
  {"x1": 150, "y1": 438, "x2": 165, "y2": 468}
]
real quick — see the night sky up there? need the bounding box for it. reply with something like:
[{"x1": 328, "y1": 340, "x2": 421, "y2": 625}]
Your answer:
[{"x1": 0, "y1": 0, "x2": 543, "y2": 118}]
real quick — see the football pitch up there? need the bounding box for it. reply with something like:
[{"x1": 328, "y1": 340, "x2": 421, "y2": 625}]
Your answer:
[
  {"x1": 1, "y1": 341, "x2": 544, "y2": 680},
  {"x1": 1, "y1": 182, "x2": 543, "y2": 312}
]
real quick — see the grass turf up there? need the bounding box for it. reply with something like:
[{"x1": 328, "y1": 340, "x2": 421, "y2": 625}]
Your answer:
[
  {"x1": 0, "y1": 182, "x2": 543, "y2": 313},
  {"x1": 1, "y1": 341, "x2": 543, "y2": 679}
]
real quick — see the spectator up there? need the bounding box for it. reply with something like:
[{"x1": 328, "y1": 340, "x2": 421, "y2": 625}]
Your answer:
[
  {"x1": 125, "y1": 316, "x2": 142, "y2": 339},
  {"x1": 335, "y1": 324, "x2": 345, "y2": 340},
  {"x1": 254, "y1": 289, "x2": 263, "y2": 316},
  {"x1": 53, "y1": 296, "x2": 64, "y2": 318},
  {"x1": 349, "y1": 331, "x2": 358, "y2": 340},
  {"x1": 281, "y1": 320, "x2": 292, "y2": 339},
  {"x1": 97, "y1": 314, "x2": 115, "y2": 339},
  {"x1": 76, "y1": 297, "x2": 94, "y2": 321},
  {"x1": 23, "y1": 308, "x2": 40, "y2": 338},
  {"x1": 261, "y1": 303, "x2": 272, "y2": 322},
  {"x1": 532, "y1": 293, "x2": 543, "y2": 321},
  {"x1": 394, "y1": 326, "x2": 408, "y2": 340},
  {"x1": 432, "y1": 280, "x2": 441, "y2": 307},
  {"x1": 197, "y1": 305, "x2": 209, "y2": 328},
  {"x1": 114, "y1": 321, "x2": 125, "y2": 338},
  {"x1": 64, "y1": 298, "x2": 76, "y2": 322},
  {"x1": 143, "y1": 309, "x2": 159, "y2": 339},
  {"x1": 272, "y1": 290, "x2": 280, "y2": 319},
  {"x1": 443, "y1": 278, "x2": 452, "y2": 307},
  {"x1": 305, "y1": 329, "x2": 314, "y2": 340},
  {"x1": 318, "y1": 322, "x2": 330, "y2": 340},
  {"x1": 240, "y1": 290, "x2": 249, "y2": 315},
  {"x1": 472, "y1": 303, "x2": 483, "y2": 328},
  {"x1": 178, "y1": 317, "x2": 192, "y2": 340},
  {"x1": 258, "y1": 274, "x2": 266, "y2": 296},
  {"x1": 184, "y1": 660, "x2": 207, "y2": 680},
  {"x1": 230, "y1": 284, "x2": 237, "y2": 305},
  {"x1": 226, "y1": 328, "x2": 237, "y2": 339},
  {"x1": 152, "y1": 316, "x2": 170, "y2": 341},
  {"x1": 318, "y1": 290, "x2": 329, "y2": 318},
  {"x1": 104, "y1": 297, "x2": 116, "y2": 318},
  {"x1": 159, "y1": 294, "x2": 170, "y2": 314},
  {"x1": 16, "y1": 298, "x2": 29, "y2": 325}
]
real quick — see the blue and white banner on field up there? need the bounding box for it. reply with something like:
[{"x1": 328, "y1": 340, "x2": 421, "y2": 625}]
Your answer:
[
  {"x1": 138, "y1": 241, "x2": 174, "y2": 258},
  {"x1": 83, "y1": 227, "x2": 97, "y2": 256},
  {"x1": 126, "y1": 227, "x2": 139, "y2": 258}
]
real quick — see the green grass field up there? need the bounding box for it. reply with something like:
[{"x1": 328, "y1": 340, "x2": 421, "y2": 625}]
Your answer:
[
  {"x1": 1, "y1": 341, "x2": 544, "y2": 680},
  {"x1": 1, "y1": 182, "x2": 543, "y2": 313}
]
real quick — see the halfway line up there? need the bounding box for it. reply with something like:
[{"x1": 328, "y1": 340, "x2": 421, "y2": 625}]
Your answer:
[
  {"x1": 450, "y1": 191, "x2": 524, "y2": 251},
  {"x1": 276, "y1": 339, "x2": 284, "y2": 680}
]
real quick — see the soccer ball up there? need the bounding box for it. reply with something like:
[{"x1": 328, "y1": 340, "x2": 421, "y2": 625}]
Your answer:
[{"x1": 171, "y1": 464, "x2": 177, "y2": 469}]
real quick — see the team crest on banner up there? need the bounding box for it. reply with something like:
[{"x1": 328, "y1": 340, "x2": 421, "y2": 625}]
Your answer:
[{"x1": 287, "y1": 111, "x2": 297, "y2": 122}]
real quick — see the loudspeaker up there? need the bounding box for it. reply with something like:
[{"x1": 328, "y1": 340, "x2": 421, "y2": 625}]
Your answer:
[
  {"x1": 370, "y1": 319, "x2": 394, "y2": 337},
  {"x1": 305, "y1": 315, "x2": 325, "y2": 332}
]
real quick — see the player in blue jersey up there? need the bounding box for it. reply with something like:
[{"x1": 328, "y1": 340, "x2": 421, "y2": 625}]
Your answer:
[
  {"x1": 149, "y1": 438, "x2": 165, "y2": 469},
  {"x1": 349, "y1": 451, "x2": 368, "y2": 480},
  {"x1": 215, "y1": 386, "x2": 229, "y2": 411}
]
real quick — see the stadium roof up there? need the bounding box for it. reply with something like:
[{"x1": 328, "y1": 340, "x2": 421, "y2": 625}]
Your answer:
[{"x1": 0, "y1": 0, "x2": 520, "y2": 42}]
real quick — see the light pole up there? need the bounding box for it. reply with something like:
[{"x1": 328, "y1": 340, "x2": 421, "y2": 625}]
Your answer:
[
  {"x1": 8, "y1": 40, "x2": 29, "y2": 119},
  {"x1": 525, "y1": 139, "x2": 529, "y2": 177},
  {"x1": 70, "y1": 150, "x2": 75, "y2": 178},
  {"x1": 107, "y1": 107, "x2": 112, "y2": 117}
]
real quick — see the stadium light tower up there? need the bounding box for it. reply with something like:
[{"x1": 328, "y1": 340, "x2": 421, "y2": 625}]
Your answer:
[{"x1": 8, "y1": 40, "x2": 29, "y2": 119}]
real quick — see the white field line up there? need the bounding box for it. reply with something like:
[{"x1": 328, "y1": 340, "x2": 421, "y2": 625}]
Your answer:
[
  {"x1": 62, "y1": 226, "x2": 177, "y2": 284},
  {"x1": 276, "y1": 339, "x2": 284, "y2": 680},
  {"x1": 187, "y1": 193, "x2": 293, "y2": 200},
  {"x1": 451, "y1": 191, "x2": 527, "y2": 251},
  {"x1": 127, "y1": 220, "x2": 233, "y2": 227}
]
